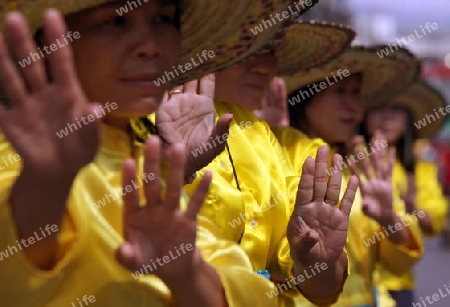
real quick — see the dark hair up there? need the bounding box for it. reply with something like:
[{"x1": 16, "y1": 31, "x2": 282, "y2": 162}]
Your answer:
[
  {"x1": 287, "y1": 73, "x2": 363, "y2": 155},
  {"x1": 287, "y1": 82, "x2": 318, "y2": 132},
  {"x1": 358, "y1": 108, "x2": 416, "y2": 172}
]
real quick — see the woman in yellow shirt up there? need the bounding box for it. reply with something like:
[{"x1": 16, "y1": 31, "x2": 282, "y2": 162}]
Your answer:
[
  {"x1": 147, "y1": 19, "x2": 360, "y2": 306},
  {"x1": 362, "y1": 80, "x2": 449, "y2": 307},
  {"x1": 259, "y1": 45, "x2": 424, "y2": 307},
  {"x1": 0, "y1": 0, "x2": 295, "y2": 306}
]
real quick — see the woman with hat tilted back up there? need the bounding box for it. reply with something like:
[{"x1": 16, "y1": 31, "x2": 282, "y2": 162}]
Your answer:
[
  {"x1": 0, "y1": 1, "x2": 290, "y2": 306},
  {"x1": 362, "y1": 79, "x2": 449, "y2": 307},
  {"x1": 257, "y1": 45, "x2": 424, "y2": 307}
]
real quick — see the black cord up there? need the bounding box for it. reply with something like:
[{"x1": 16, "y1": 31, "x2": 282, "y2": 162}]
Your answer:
[
  {"x1": 226, "y1": 142, "x2": 245, "y2": 244},
  {"x1": 225, "y1": 142, "x2": 241, "y2": 191}
]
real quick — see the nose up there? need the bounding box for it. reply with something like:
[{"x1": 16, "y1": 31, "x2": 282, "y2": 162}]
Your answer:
[
  {"x1": 248, "y1": 54, "x2": 278, "y2": 77},
  {"x1": 343, "y1": 94, "x2": 364, "y2": 113},
  {"x1": 129, "y1": 19, "x2": 161, "y2": 59}
]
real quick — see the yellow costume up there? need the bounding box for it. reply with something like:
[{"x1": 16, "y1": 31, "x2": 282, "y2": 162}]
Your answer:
[
  {"x1": 376, "y1": 159, "x2": 448, "y2": 295},
  {"x1": 271, "y1": 127, "x2": 424, "y2": 307},
  {"x1": 184, "y1": 101, "x2": 347, "y2": 306},
  {"x1": 0, "y1": 124, "x2": 279, "y2": 307}
]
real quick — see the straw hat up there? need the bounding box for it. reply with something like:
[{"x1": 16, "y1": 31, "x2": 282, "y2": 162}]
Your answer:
[
  {"x1": 273, "y1": 20, "x2": 356, "y2": 75},
  {"x1": 386, "y1": 80, "x2": 448, "y2": 139},
  {"x1": 174, "y1": 0, "x2": 321, "y2": 84},
  {"x1": 0, "y1": 0, "x2": 319, "y2": 85},
  {"x1": 282, "y1": 45, "x2": 421, "y2": 107}
]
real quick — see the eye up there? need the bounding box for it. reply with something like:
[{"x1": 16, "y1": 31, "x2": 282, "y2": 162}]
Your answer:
[
  {"x1": 334, "y1": 86, "x2": 345, "y2": 94},
  {"x1": 154, "y1": 14, "x2": 176, "y2": 24},
  {"x1": 352, "y1": 87, "x2": 361, "y2": 95},
  {"x1": 103, "y1": 16, "x2": 126, "y2": 26}
]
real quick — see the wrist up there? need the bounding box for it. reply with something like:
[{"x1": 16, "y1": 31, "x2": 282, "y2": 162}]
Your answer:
[
  {"x1": 22, "y1": 163, "x2": 78, "y2": 184},
  {"x1": 405, "y1": 201, "x2": 417, "y2": 214},
  {"x1": 377, "y1": 213, "x2": 397, "y2": 228},
  {"x1": 293, "y1": 250, "x2": 346, "y2": 271},
  {"x1": 158, "y1": 249, "x2": 204, "y2": 286}
]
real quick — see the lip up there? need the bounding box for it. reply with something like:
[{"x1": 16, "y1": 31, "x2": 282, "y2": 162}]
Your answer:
[
  {"x1": 121, "y1": 73, "x2": 162, "y2": 92},
  {"x1": 339, "y1": 118, "x2": 357, "y2": 127},
  {"x1": 245, "y1": 83, "x2": 267, "y2": 91}
]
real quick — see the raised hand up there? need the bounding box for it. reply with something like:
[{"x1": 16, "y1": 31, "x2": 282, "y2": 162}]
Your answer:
[
  {"x1": 348, "y1": 131, "x2": 396, "y2": 226},
  {"x1": 0, "y1": 10, "x2": 101, "y2": 180},
  {"x1": 156, "y1": 75, "x2": 232, "y2": 177},
  {"x1": 253, "y1": 77, "x2": 289, "y2": 127},
  {"x1": 116, "y1": 136, "x2": 212, "y2": 280},
  {"x1": 287, "y1": 146, "x2": 358, "y2": 267}
]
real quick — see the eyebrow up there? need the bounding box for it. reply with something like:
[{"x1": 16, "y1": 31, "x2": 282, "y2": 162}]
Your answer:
[
  {"x1": 158, "y1": 0, "x2": 177, "y2": 7},
  {"x1": 97, "y1": 0, "x2": 176, "y2": 9}
]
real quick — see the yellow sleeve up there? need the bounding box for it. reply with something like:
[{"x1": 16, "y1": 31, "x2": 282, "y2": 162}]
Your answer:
[
  {"x1": 378, "y1": 210, "x2": 424, "y2": 276},
  {"x1": 378, "y1": 161, "x2": 424, "y2": 276},
  {"x1": 0, "y1": 138, "x2": 83, "y2": 305},
  {"x1": 197, "y1": 216, "x2": 279, "y2": 307},
  {"x1": 415, "y1": 160, "x2": 449, "y2": 236},
  {"x1": 270, "y1": 126, "x2": 326, "y2": 176}
]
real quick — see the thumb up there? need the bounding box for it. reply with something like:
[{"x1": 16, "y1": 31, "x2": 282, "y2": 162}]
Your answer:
[
  {"x1": 187, "y1": 114, "x2": 233, "y2": 175},
  {"x1": 361, "y1": 201, "x2": 374, "y2": 218},
  {"x1": 290, "y1": 216, "x2": 319, "y2": 260},
  {"x1": 210, "y1": 114, "x2": 233, "y2": 157},
  {"x1": 115, "y1": 242, "x2": 141, "y2": 272}
]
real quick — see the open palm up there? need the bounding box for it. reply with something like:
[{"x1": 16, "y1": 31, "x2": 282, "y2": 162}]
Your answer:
[
  {"x1": 116, "y1": 137, "x2": 212, "y2": 279},
  {"x1": 0, "y1": 11, "x2": 100, "y2": 180},
  {"x1": 156, "y1": 75, "x2": 232, "y2": 177},
  {"x1": 349, "y1": 131, "x2": 396, "y2": 226},
  {"x1": 287, "y1": 146, "x2": 358, "y2": 266}
]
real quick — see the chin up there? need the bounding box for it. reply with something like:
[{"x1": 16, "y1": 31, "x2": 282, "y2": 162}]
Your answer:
[
  {"x1": 113, "y1": 98, "x2": 160, "y2": 118},
  {"x1": 240, "y1": 98, "x2": 263, "y2": 111}
]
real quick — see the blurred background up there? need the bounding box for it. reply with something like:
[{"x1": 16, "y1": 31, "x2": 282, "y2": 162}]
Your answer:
[{"x1": 302, "y1": 2, "x2": 450, "y2": 305}]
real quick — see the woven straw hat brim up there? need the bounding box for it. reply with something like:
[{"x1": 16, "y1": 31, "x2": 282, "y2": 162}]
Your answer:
[
  {"x1": 275, "y1": 20, "x2": 355, "y2": 75},
  {"x1": 174, "y1": 0, "x2": 321, "y2": 85},
  {"x1": 387, "y1": 80, "x2": 448, "y2": 139},
  {"x1": 283, "y1": 46, "x2": 420, "y2": 108},
  {"x1": 0, "y1": 0, "x2": 319, "y2": 86}
]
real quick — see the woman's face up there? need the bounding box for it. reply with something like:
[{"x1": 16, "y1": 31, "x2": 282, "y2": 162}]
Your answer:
[
  {"x1": 215, "y1": 53, "x2": 278, "y2": 110},
  {"x1": 300, "y1": 74, "x2": 365, "y2": 143},
  {"x1": 65, "y1": 0, "x2": 180, "y2": 128},
  {"x1": 366, "y1": 106, "x2": 408, "y2": 145}
]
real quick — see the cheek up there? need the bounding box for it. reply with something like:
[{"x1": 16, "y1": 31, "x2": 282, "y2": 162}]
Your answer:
[
  {"x1": 215, "y1": 68, "x2": 245, "y2": 99},
  {"x1": 160, "y1": 29, "x2": 180, "y2": 62},
  {"x1": 366, "y1": 115, "x2": 381, "y2": 134},
  {"x1": 305, "y1": 101, "x2": 328, "y2": 130}
]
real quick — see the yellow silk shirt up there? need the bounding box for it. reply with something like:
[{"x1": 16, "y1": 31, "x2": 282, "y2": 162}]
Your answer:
[
  {"x1": 0, "y1": 124, "x2": 278, "y2": 307},
  {"x1": 184, "y1": 101, "x2": 346, "y2": 306},
  {"x1": 376, "y1": 159, "x2": 448, "y2": 292},
  {"x1": 271, "y1": 128, "x2": 424, "y2": 307}
]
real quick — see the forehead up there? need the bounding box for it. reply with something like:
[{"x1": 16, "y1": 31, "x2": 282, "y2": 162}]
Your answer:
[{"x1": 82, "y1": 0, "x2": 175, "y2": 12}]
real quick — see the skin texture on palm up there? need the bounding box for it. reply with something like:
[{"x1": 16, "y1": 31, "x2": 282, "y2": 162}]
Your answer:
[
  {"x1": 348, "y1": 132, "x2": 418, "y2": 250},
  {"x1": 156, "y1": 75, "x2": 233, "y2": 176},
  {"x1": 287, "y1": 146, "x2": 358, "y2": 298}
]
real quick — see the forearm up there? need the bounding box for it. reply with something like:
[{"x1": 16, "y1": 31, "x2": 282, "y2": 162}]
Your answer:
[
  {"x1": 163, "y1": 258, "x2": 227, "y2": 307},
  {"x1": 418, "y1": 211, "x2": 434, "y2": 235},
  {"x1": 294, "y1": 252, "x2": 347, "y2": 299},
  {"x1": 9, "y1": 167, "x2": 74, "y2": 270},
  {"x1": 380, "y1": 214, "x2": 419, "y2": 250}
]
